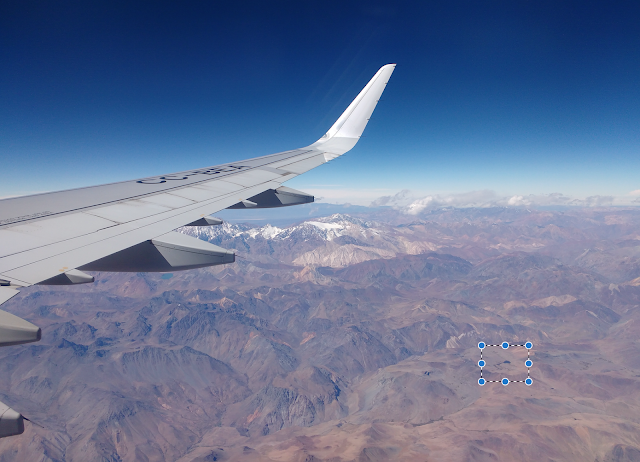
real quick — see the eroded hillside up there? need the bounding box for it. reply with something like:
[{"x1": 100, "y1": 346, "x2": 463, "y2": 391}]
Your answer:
[{"x1": 1, "y1": 208, "x2": 640, "y2": 461}]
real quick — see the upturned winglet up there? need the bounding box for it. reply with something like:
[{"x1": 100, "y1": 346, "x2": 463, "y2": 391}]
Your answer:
[{"x1": 311, "y1": 64, "x2": 396, "y2": 155}]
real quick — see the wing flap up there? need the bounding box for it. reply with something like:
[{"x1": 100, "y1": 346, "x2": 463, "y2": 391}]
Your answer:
[
  {"x1": 275, "y1": 154, "x2": 327, "y2": 175},
  {"x1": 0, "y1": 287, "x2": 20, "y2": 306},
  {"x1": 137, "y1": 193, "x2": 196, "y2": 209},
  {"x1": 168, "y1": 186, "x2": 229, "y2": 202},
  {"x1": 0, "y1": 214, "x2": 118, "y2": 258},
  {"x1": 85, "y1": 201, "x2": 173, "y2": 224},
  {"x1": 219, "y1": 169, "x2": 283, "y2": 187},
  {"x1": 194, "y1": 180, "x2": 244, "y2": 194}
]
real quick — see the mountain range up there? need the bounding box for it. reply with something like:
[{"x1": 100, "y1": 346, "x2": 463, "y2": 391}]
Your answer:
[{"x1": 1, "y1": 207, "x2": 640, "y2": 461}]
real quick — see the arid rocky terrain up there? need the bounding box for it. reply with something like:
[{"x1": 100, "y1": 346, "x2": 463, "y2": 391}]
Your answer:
[{"x1": 1, "y1": 207, "x2": 640, "y2": 461}]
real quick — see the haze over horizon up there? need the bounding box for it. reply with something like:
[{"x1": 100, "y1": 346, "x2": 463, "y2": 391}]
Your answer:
[{"x1": 2, "y1": 1, "x2": 640, "y2": 204}]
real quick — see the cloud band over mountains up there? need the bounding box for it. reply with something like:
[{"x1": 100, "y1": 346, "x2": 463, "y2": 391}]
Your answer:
[{"x1": 369, "y1": 189, "x2": 639, "y2": 215}]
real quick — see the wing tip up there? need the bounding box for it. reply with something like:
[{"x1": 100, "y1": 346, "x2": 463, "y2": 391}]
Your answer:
[{"x1": 312, "y1": 63, "x2": 396, "y2": 153}]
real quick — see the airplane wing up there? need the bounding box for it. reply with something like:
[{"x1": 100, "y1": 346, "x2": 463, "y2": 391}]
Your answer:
[{"x1": 0, "y1": 63, "x2": 395, "y2": 336}]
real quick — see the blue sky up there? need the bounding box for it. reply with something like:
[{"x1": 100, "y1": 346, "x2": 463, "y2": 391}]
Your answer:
[{"x1": 1, "y1": 1, "x2": 639, "y2": 206}]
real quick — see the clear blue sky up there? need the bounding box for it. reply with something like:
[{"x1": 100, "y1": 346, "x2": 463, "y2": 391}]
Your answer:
[{"x1": 1, "y1": 1, "x2": 639, "y2": 205}]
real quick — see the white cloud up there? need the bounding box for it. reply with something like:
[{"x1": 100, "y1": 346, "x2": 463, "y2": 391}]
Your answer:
[
  {"x1": 583, "y1": 195, "x2": 614, "y2": 207},
  {"x1": 518, "y1": 192, "x2": 574, "y2": 206},
  {"x1": 402, "y1": 190, "x2": 499, "y2": 215},
  {"x1": 370, "y1": 189, "x2": 413, "y2": 207},
  {"x1": 406, "y1": 196, "x2": 436, "y2": 215},
  {"x1": 307, "y1": 188, "x2": 397, "y2": 206},
  {"x1": 507, "y1": 195, "x2": 528, "y2": 206}
]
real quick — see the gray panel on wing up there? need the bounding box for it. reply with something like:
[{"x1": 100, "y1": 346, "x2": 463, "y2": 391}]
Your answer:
[
  {"x1": 0, "y1": 400, "x2": 24, "y2": 437},
  {"x1": 220, "y1": 169, "x2": 283, "y2": 187},
  {"x1": 0, "y1": 306, "x2": 41, "y2": 347},
  {"x1": 0, "y1": 213, "x2": 118, "y2": 258},
  {"x1": 85, "y1": 201, "x2": 173, "y2": 224},
  {"x1": 274, "y1": 154, "x2": 327, "y2": 174}
]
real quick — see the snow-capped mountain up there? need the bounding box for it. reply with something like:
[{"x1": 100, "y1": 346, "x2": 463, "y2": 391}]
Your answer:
[
  {"x1": 178, "y1": 214, "x2": 412, "y2": 267},
  {"x1": 181, "y1": 214, "x2": 375, "y2": 242}
]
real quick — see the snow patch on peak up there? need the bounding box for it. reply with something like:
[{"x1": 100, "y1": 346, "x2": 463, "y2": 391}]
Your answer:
[
  {"x1": 248, "y1": 224, "x2": 284, "y2": 239},
  {"x1": 314, "y1": 213, "x2": 374, "y2": 228},
  {"x1": 178, "y1": 221, "x2": 252, "y2": 241},
  {"x1": 306, "y1": 221, "x2": 343, "y2": 230}
]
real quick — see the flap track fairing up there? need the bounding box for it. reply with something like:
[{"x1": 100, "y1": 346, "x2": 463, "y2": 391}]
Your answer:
[
  {"x1": 0, "y1": 309, "x2": 41, "y2": 347},
  {"x1": 38, "y1": 269, "x2": 95, "y2": 286},
  {"x1": 79, "y1": 231, "x2": 234, "y2": 272},
  {"x1": 186, "y1": 217, "x2": 223, "y2": 227},
  {"x1": 0, "y1": 400, "x2": 24, "y2": 438},
  {"x1": 228, "y1": 186, "x2": 313, "y2": 209}
]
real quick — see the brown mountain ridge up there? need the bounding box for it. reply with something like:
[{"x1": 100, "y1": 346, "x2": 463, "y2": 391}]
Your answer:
[{"x1": 0, "y1": 208, "x2": 640, "y2": 461}]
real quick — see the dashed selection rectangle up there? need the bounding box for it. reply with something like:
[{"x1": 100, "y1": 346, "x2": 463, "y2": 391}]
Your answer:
[{"x1": 477, "y1": 341, "x2": 533, "y2": 386}]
